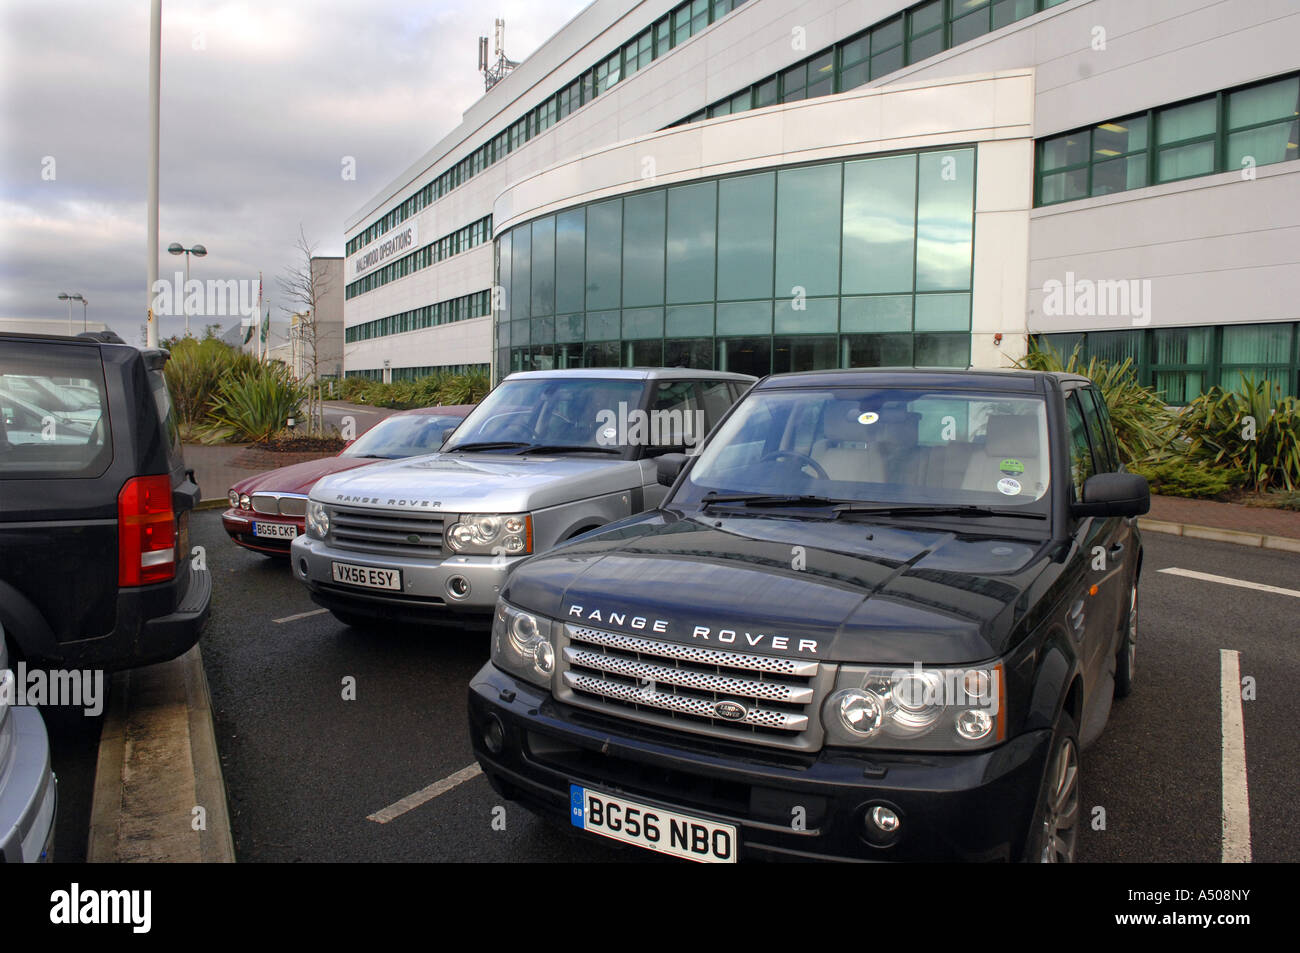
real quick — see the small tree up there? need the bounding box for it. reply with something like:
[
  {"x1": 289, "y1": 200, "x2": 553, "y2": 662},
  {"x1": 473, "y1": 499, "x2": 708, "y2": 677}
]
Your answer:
[{"x1": 278, "y1": 226, "x2": 334, "y2": 435}]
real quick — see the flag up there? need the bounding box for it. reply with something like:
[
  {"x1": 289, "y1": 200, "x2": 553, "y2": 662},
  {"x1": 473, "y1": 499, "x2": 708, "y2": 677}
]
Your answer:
[{"x1": 260, "y1": 307, "x2": 270, "y2": 345}]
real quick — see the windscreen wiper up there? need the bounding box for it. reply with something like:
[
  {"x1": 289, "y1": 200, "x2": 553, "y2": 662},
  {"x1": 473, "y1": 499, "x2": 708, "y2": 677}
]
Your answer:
[
  {"x1": 444, "y1": 441, "x2": 530, "y2": 452},
  {"x1": 699, "y1": 493, "x2": 843, "y2": 510},
  {"x1": 515, "y1": 444, "x2": 622, "y2": 455},
  {"x1": 831, "y1": 503, "x2": 1047, "y2": 520}
]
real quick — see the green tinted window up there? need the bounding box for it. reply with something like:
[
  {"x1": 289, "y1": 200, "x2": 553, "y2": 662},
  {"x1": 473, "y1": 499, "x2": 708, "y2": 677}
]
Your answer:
[
  {"x1": 775, "y1": 164, "x2": 841, "y2": 298},
  {"x1": 717, "y1": 172, "x2": 774, "y2": 300},
  {"x1": 842, "y1": 154, "x2": 916, "y2": 295},
  {"x1": 622, "y1": 190, "x2": 666, "y2": 307},
  {"x1": 916, "y1": 150, "x2": 974, "y2": 291},
  {"x1": 585, "y1": 199, "x2": 622, "y2": 310},
  {"x1": 530, "y1": 216, "x2": 555, "y2": 318},
  {"x1": 666, "y1": 181, "x2": 717, "y2": 304},
  {"x1": 555, "y1": 208, "x2": 585, "y2": 315}
]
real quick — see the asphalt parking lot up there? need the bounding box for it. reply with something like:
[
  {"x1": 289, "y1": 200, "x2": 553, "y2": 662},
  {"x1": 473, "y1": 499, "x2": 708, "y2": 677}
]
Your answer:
[
  {"x1": 43, "y1": 510, "x2": 1299, "y2": 863},
  {"x1": 170, "y1": 509, "x2": 1296, "y2": 864}
]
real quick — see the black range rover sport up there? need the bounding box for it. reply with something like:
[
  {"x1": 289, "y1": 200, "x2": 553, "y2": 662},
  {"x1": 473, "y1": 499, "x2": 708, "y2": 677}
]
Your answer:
[{"x1": 468, "y1": 368, "x2": 1149, "y2": 863}]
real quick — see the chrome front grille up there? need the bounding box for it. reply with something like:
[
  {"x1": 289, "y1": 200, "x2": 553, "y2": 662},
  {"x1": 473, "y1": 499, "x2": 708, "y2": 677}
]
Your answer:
[
  {"x1": 557, "y1": 624, "x2": 831, "y2": 751},
  {"x1": 328, "y1": 505, "x2": 446, "y2": 556},
  {"x1": 250, "y1": 492, "x2": 308, "y2": 517}
]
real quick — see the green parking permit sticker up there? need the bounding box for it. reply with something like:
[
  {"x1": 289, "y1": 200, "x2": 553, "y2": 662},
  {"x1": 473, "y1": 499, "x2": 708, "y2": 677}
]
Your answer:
[{"x1": 999, "y1": 458, "x2": 1025, "y2": 475}]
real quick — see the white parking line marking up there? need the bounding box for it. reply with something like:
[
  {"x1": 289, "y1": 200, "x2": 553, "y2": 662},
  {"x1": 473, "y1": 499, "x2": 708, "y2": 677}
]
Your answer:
[
  {"x1": 1219, "y1": 649, "x2": 1251, "y2": 863},
  {"x1": 1158, "y1": 567, "x2": 1300, "y2": 599},
  {"x1": 367, "y1": 764, "x2": 484, "y2": 824},
  {"x1": 272, "y1": 608, "x2": 330, "y2": 624}
]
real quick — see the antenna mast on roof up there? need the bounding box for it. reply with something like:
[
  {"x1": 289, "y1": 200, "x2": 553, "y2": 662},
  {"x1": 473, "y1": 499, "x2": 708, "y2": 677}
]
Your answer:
[{"x1": 478, "y1": 18, "x2": 519, "y2": 91}]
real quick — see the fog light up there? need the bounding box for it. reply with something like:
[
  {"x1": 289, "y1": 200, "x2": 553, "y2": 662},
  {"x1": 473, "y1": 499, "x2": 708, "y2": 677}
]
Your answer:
[
  {"x1": 956, "y1": 708, "x2": 994, "y2": 741},
  {"x1": 447, "y1": 575, "x2": 471, "y2": 600},
  {"x1": 298, "y1": 558, "x2": 308, "y2": 576},
  {"x1": 870, "y1": 805, "x2": 900, "y2": 833},
  {"x1": 483, "y1": 714, "x2": 504, "y2": 754}
]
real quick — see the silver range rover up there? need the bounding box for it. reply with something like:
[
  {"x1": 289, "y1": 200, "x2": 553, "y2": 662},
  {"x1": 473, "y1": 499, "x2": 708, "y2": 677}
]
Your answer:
[{"x1": 291, "y1": 368, "x2": 754, "y2": 627}]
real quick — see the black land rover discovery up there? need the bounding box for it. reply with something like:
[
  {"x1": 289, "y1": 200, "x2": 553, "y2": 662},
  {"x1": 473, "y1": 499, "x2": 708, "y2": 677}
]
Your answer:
[
  {"x1": 0, "y1": 331, "x2": 210, "y2": 671},
  {"x1": 468, "y1": 368, "x2": 1149, "y2": 862}
]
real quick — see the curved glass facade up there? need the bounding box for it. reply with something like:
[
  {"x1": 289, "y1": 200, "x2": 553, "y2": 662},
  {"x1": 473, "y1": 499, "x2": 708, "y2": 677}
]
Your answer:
[{"x1": 494, "y1": 147, "x2": 976, "y2": 380}]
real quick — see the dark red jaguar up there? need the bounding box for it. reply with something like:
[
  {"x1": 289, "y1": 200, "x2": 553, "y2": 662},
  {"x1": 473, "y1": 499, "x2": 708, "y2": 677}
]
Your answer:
[{"x1": 222, "y1": 405, "x2": 473, "y2": 556}]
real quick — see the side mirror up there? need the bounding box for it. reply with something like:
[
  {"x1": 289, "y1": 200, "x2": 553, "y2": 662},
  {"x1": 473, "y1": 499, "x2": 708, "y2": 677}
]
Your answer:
[
  {"x1": 1072, "y1": 472, "x2": 1150, "y2": 518},
  {"x1": 655, "y1": 452, "x2": 688, "y2": 487}
]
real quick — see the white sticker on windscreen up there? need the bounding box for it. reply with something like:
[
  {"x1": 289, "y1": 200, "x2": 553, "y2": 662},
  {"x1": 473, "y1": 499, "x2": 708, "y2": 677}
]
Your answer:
[
  {"x1": 858, "y1": 412, "x2": 879, "y2": 425},
  {"x1": 997, "y1": 477, "x2": 1022, "y2": 496}
]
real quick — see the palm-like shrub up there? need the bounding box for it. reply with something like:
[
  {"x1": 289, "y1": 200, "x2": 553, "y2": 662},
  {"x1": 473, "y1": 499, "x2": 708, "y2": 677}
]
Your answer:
[
  {"x1": 164, "y1": 338, "x2": 258, "y2": 433},
  {"x1": 196, "y1": 363, "x2": 306, "y2": 445},
  {"x1": 1016, "y1": 342, "x2": 1176, "y2": 466},
  {"x1": 1179, "y1": 376, "x2": 1300, "y2": 492}
]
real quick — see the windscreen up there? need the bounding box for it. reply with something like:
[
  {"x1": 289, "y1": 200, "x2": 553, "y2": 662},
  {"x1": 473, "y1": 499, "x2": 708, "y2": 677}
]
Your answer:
[
  {"x1": 443, "y1": 377, "x2": 646, "y2": 452},
  {"x1": 341, "y1": 413, "x2": 466, "y2": 459},
  {"x1": 680, "y1": 387, "x2": 1051, "y2": 511}
]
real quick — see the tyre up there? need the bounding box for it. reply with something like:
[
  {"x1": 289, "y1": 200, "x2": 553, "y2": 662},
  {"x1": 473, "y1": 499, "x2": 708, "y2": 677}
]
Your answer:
[
  {"x1": 1024, "y1": 710, "x2": 1080, "y2": 863},
  {"x1": 1114, "y1": 579, "x2": 1137, "y2": 699}
]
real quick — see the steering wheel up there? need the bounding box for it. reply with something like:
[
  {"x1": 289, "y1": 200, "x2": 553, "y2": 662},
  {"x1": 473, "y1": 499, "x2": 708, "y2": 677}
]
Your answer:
[{"x1": 758, "y1": 450, "x2": 829, "y2": 480}]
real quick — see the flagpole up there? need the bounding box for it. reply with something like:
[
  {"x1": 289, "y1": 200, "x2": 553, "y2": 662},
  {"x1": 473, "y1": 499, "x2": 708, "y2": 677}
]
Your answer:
[{"x1": 257, "y1": 271, "x2": 263, "y2": 360}]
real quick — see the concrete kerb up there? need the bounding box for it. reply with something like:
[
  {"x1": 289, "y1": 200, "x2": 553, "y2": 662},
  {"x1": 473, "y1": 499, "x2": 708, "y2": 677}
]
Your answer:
[
  {"x1": 87, "y1": 644, "x2": 235, "y2": 863},
  {"x1": 1138, "y1": 517, "x2": 1300, "y2": 554}
]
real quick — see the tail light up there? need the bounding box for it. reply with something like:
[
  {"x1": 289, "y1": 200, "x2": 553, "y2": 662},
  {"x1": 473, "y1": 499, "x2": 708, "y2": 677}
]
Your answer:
[{"x1": 118, "y1": 474, "x2": 176, "y2": 586}]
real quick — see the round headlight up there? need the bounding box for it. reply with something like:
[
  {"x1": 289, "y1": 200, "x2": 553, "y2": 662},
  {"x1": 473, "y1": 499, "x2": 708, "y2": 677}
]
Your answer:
[
  {"x1": 504, "y1": 516, "x2": 524, "y2": 534},
  {"x1": 502, "y1": 535, "x2": 524, "y2": 554},
  {"x1": 229, "y1": 490, "x2": 240, "y2": 508},
  {"x1": 472, "y1": 516, "x2": 502, "y2": 542},
  {"x1": 891, "y1": 670, "x2": 943, "y2": 730},
  {"x1": 533, "y1": 639, "x2": 555, "y2": 676},
  {"x1": 451, "y1": 523, "x2": 476, "y2": 548},
  {"x1": 239, "y1": 494, "x2": 251, "y2": 510},
  {"x1": 838, "y1": 690, "x2": 883, "y2": 737},
  {"x1": 509, "y1": 611, "x2": 539, "y2": 651},
  {"x1": 956, "y1": 708, "x2": 994, "y2": 741}
]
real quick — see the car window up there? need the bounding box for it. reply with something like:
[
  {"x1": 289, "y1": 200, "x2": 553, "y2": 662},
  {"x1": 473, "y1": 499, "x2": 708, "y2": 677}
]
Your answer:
[
  {"x1": 1084, "y1": 387, "x2": 1121, "y2": 472},
  {"x1": 0, "y1": 342, "x2": 112, "y2": 479},
  {"x1": 149, "y1": 367, "x2": 182, "y2": 463},
  {"x1": 683, "y1": 387, "x2": 1052, "y2": 510},
  {"x1": 1064, "y1": 391, "x2": 1097, "y2": 500},
  {"x1": 342, "y1": 414, "x2": 465, "y2": 459},
  {"x1": 444, "y1": 377, "x2": 645, "y2": 452},
  {"x1": 648, "y1": 380, "x2": 702, "y2": 449},
  {"x1": 697, "y1": 381, "x2": 734, "y2": 433}
]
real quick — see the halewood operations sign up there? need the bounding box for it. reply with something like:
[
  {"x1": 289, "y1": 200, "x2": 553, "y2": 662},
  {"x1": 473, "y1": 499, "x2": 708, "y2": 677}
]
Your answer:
[{"x1": 351, "y1": 221, "x2": 419, "y2": 279}]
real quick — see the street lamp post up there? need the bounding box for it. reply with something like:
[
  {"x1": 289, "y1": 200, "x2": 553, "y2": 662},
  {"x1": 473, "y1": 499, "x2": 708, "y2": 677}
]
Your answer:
[
  {"x1": 167, "y1": 242, "x2": 207, "y2": 337},
  {"x1": 57, "y1": 293, "x2": 85, "y2": 334}
]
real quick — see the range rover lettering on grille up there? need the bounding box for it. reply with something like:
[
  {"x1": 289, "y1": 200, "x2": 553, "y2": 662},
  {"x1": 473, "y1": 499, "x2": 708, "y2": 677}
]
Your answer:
[
  {"x1": 712, "y1": 701, "x2": 748, "y2": 721},
  {"x1": 566, "y1": 604, "x2": 820, "y2": 656}
]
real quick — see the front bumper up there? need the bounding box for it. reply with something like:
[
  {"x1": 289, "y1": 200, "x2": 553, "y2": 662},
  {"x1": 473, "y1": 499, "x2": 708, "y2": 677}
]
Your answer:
[
  {"x1": 0, "y1": 706, "x2": 58, "y2": 862},
  {"x1": 469, "y1": 663, "x2": 1051, "y2": 862},
  {"x1": 291, "y1": 535, "x2": 526, "y2": 623},
  {"x1": 222, "y1": 509, "x2": 303, "y2": 556}
]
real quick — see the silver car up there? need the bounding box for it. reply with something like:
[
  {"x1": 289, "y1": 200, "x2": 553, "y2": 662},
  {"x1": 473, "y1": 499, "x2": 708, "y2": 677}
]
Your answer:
[
  {"x1": 0, "y1": 624, "x2": 57, "y2": 862},
  {"x1": 291, "y1": 368, "x2": 753, "y2": 626}
]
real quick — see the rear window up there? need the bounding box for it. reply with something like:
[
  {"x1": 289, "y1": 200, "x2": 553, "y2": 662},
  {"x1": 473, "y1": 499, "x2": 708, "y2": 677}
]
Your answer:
[{"x1": 0, "y1": 342, "x2": 112, "y2": 478}]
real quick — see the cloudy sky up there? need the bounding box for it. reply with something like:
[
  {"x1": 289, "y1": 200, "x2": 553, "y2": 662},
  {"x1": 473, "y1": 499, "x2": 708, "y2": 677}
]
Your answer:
[{"x1": 0, "y1": 0, "x2": 591, "y2": 343}]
